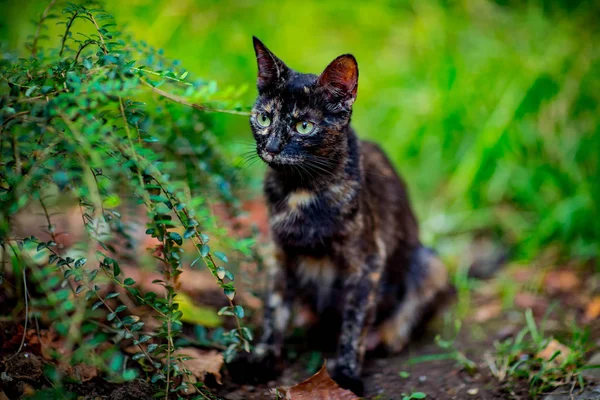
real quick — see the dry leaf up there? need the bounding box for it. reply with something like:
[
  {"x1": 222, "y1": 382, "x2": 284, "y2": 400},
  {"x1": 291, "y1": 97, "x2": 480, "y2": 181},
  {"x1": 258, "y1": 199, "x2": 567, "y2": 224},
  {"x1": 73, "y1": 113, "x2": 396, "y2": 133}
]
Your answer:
[
  {"x1": 544, "y1": 270, "x2": 580, "y2": 294},
  {"x1": 69, "y1": 363, "x2": 98, "y2": 382},
  {"x1": 176, "y1": 348, "x2": 223, "y2": 385},
  {"x1": 472, "y1": 301, "x2": 502, "y2": 323},
  {"x1": 283, "y1": 363, "x2": 358, "y2": 400},
  {"x1": 584, "y1": 296, "x2": 600, "y2": 322},
  {"x1": 514, "y1": 293, "x2": 548, "y2": 316},
  {"x1": 536, "y1": 339, "x2": 570, "y2": 364}
]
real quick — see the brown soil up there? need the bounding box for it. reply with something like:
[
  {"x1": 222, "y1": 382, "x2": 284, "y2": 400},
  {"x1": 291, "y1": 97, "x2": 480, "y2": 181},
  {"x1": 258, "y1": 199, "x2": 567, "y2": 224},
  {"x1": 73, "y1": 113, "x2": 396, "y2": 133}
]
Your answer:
[{"x1": 217, "y1": 316, "x2": 532, "y2": 400}]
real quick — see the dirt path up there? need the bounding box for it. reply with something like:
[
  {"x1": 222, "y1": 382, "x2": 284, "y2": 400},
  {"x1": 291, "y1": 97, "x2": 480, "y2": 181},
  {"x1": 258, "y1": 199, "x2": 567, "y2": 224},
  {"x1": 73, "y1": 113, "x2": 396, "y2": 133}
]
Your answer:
[{"x1": 219, "y1": 265, "x2": 599, "y2": 400}]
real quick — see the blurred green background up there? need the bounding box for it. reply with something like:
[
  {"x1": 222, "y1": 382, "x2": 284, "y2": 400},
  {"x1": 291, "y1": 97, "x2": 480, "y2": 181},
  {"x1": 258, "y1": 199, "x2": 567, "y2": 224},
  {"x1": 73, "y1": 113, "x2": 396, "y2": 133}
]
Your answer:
[{"x1": 2, "y1": 0, "x2": 599, "y2": 265}]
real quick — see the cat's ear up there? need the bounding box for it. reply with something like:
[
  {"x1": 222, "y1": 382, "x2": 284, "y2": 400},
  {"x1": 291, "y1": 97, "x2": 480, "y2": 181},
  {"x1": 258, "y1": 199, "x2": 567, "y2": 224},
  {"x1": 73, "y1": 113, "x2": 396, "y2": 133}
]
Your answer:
[
  {"x1": 253, "y1": 36, "x2": 289, "y2": 91},
  {"x1": 317, "y1": 54, "x2": 358, "y2": 108}
]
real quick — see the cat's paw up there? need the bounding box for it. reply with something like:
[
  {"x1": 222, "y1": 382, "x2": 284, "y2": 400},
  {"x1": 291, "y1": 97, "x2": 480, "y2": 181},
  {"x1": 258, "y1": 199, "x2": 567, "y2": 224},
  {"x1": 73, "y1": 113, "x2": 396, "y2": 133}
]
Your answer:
[
  {"x1": 227, "y1": 344, "x2": 282, "y2": 384},
  {"x1": 331, "y1": 367, "x2": 364, "y2": 396}
]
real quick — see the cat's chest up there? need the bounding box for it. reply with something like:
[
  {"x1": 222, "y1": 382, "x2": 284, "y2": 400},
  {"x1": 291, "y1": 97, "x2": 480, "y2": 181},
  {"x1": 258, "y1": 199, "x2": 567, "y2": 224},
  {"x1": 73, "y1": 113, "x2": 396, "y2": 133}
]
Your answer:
[{"x1": 267, "y1": 185, "x2": 359, "y2": 253}]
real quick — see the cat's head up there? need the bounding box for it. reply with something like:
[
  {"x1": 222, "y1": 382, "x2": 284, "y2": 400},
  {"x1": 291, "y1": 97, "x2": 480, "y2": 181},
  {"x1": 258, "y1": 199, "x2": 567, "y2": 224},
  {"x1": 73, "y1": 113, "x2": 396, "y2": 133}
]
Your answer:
[{"x1": 250, "y1": 37, "x2": 358, "y2": 169}]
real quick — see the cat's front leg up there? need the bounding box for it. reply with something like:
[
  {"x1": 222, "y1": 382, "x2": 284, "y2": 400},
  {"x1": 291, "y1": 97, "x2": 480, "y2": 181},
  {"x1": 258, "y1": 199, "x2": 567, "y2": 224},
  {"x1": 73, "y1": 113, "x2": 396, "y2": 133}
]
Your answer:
[
  {"x1": 228, "y1": 245, "x2": 294, "y2": 383},
  {"x1": 257, "y1": 259, "x2": 295, "y2": 358},
  {"x1": 332, "y1": 254, "x2": 383, "y2": 395},
  {"x1": 252, "y1": 246, "x2": 295, "y2": 375}
]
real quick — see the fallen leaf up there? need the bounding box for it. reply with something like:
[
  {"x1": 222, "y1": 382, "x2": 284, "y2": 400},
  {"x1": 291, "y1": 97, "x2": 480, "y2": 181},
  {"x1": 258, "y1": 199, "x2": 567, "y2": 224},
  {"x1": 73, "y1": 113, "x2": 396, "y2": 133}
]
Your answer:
[
  {"x1": 514, "y1": 293, "x2": 548, "y2": 316},
  {"x1": 536, "y1": 339, "x2": 571, "y2": 364},
  {"x1": 472, "y1": 301, "x2": 502, "y2": 323},
  {"x1": 175, "y1": 292, "x2": 222, "y2": 328},
  {"x1": 544, "y1": 270, "x2": 580, "y2": 294},
  {"x1": 69, "y1": 363, "x2": 98, "y2": 382},
  {"x1": 176, "y1": 347, "x2": 223, "y2": 385},
  {"x1": 283, "y1": 363, "x2": 358, "y2": 400},
  {"x1": 584, "y1": 296, "x2": 600, "y2": 322}
]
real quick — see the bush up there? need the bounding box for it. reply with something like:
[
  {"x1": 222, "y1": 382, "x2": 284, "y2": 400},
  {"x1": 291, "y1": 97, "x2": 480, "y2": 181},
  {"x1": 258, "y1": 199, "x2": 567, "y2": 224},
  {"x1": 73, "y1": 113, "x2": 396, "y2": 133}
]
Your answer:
[{"x1": 0, "y1": 2, "x2": 253, "y2": 397}]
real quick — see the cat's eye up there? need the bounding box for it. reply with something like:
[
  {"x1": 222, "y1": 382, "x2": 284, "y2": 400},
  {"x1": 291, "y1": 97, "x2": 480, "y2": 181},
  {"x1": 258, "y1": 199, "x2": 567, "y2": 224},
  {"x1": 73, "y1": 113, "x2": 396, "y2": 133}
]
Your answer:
[
  {"x1": 295, "y1": 121, "x2": 315, "y2": 135},
  {"x1": 256, "y1": 113, "x2": 271, "y2": 127}
]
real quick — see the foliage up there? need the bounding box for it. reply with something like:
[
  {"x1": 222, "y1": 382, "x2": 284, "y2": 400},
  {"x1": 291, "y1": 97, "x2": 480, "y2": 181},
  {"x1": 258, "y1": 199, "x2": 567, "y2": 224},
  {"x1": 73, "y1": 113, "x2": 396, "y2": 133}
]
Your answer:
[
  {"x1": 487, "y1": 309, "x2": 592, "y2": 398},
  {"x1": 0, "y1": 1, "x2": 252, "y2": 397}
]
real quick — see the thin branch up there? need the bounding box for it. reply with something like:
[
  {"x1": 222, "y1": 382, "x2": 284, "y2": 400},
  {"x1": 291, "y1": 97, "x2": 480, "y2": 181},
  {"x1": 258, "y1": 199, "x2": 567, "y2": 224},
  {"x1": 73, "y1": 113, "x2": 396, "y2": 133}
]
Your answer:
[
  {"x1": 6, "y1": 244, "x2": 28, "y2": 361},
  {"x1": 140, "y1": 78, "x2": 251, "y2": 116},
  {"x1": 60, "y1": 12, "x2": 79, "y2": 56},
  {"x1": 31, "y1": 0, "x2": 57, "y2": 57},
  {"x1": 87, "y1": 13, "x2": 108, "y2": 55}
]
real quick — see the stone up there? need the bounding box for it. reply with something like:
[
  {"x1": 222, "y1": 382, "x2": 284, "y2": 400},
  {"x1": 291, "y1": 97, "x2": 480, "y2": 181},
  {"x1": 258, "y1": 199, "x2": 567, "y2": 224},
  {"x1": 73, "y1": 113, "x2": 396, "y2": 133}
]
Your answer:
[
  {"x1": 582, "y1": 352, "x2": 600, "y2": 382},
  {"x1": 543, "y1": 385, "x2": 600, "y2": 400}
]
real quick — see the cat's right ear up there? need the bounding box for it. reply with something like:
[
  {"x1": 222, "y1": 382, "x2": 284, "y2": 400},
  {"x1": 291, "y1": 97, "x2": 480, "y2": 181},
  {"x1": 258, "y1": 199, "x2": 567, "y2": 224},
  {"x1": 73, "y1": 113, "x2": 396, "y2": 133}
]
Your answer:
[{"x1": 253, "y1": 36, "x2": 289, "y2": 92}]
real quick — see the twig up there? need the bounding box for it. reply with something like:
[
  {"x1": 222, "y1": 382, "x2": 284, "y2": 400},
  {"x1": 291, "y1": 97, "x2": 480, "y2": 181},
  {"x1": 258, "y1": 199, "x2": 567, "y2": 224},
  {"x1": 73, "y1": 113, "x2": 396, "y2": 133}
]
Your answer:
[
  {"x1": 60, "y1": 11, "x2": 79, "y2": 56},
  {"x1": 6, "y1": 245, "x2": 28, "y2": 361},
  {"x1": 31, "y1": 0, "x2": 57, "y2": 57},
  {"x1": 140, "y1": 78, "x2": 251, "y2": 116},
  {"x1": 87, "y1": 13, "x2": 108, "y2": 55}
]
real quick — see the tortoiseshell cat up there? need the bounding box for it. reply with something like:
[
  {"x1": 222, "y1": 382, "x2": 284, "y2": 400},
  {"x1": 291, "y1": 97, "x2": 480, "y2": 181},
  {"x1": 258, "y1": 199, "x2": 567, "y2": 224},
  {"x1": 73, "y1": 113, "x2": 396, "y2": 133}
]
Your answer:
[{"x1": 248, "y1": 37, "x2": 449, "y2": 394}]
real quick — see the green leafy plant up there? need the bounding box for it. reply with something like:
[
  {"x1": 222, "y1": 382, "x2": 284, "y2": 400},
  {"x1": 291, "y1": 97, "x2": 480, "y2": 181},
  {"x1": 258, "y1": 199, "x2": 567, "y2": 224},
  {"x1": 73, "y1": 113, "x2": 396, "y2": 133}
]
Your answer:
[
  {"x1": 1, "y1": 1, "x2": 253, "y2": 397},
  {"x1": 401, "y1": 391, "x2": 426, "y2": 400},
  {"x1": 486, "y1": 309, "x2": 593, "y2": 398}
]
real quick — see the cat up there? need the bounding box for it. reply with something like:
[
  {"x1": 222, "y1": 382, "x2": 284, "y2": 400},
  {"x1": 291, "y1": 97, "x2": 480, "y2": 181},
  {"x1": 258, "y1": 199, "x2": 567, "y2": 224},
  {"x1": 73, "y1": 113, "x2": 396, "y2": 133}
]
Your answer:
[{"x1": 247, "y1": 36, "x2": 449, "y2": 395}]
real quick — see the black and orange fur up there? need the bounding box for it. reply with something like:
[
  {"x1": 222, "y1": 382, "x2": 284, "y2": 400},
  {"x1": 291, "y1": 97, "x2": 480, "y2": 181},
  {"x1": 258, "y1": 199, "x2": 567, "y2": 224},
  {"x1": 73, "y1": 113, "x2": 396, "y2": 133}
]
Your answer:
[{"x1": 248, "y1": 37, "x2": 449, "y2": 395}]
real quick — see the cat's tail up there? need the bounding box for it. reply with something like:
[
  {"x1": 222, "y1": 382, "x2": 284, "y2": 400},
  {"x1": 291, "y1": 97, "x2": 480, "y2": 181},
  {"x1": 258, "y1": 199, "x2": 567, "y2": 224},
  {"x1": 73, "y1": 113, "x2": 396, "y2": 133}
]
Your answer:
[{"x1": 374, "y1": 246, "x2": 454, "y2": 353}]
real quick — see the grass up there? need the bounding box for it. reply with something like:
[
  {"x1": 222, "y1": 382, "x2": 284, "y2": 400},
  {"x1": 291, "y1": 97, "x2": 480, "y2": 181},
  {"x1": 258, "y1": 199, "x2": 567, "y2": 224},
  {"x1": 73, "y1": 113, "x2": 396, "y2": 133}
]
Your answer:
[{"x1": 487, "y1": 309, "x2": 593, "y2": 398}]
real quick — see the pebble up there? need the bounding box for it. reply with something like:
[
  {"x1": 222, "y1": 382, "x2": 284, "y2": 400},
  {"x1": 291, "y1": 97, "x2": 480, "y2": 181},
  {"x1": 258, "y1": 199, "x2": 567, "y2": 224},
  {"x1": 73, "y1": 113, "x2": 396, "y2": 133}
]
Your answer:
[
  {"x1": 467, "y1": 388, "x2": 479, "y2": 396},
  {"x1": 543, "y1": 385, "x2": 600, "y2": 400},
  {"x1": 419, "y1": 375, "x2": 427, "y2": 382},
  {"x1": 583, "y1": 352, "x2": 600, "y2": 382}
]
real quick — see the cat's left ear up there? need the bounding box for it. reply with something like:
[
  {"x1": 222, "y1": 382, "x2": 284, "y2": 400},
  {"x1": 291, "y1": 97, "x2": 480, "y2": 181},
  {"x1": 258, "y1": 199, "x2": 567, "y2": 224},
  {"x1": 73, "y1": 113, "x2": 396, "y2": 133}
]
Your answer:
[
  {"x1": 253, "y1": 36, "x2": 289, "y2": 92},
  {"x1": 317, "y1": 54, "x2": 358, "y2": 109}
]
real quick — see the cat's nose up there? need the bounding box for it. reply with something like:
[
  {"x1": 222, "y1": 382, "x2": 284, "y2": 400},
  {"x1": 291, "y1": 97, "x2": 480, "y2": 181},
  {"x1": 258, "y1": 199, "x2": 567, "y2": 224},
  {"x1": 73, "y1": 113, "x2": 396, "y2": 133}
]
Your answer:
[{"x1": 265, "y1": 137, "x2": 282, "y2": 154}]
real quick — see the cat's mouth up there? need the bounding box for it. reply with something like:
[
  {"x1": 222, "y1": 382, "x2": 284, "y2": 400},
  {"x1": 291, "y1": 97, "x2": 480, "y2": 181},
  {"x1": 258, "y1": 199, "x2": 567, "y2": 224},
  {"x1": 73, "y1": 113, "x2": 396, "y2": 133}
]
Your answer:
[{"x1": 258, "y1": 151, "x2": 303, "y2": 167}]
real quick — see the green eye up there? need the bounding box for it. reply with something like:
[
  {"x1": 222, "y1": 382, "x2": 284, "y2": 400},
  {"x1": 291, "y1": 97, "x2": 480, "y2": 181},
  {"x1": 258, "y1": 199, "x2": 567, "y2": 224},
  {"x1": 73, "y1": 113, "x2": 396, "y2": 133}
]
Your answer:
[
  {"x1": 257, "y1": 113, "x2": 271, "y2": 127},
  {"x1": 295, "y1": 121, "x2": 315, "y2": 135}
]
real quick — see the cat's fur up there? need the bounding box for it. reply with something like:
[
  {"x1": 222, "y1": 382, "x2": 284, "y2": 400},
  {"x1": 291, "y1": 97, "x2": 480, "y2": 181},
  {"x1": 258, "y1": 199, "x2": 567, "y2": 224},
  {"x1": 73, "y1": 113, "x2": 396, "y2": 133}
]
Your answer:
[{"x1": 249, "y1": 37, "x2": 449, "y2": 394}]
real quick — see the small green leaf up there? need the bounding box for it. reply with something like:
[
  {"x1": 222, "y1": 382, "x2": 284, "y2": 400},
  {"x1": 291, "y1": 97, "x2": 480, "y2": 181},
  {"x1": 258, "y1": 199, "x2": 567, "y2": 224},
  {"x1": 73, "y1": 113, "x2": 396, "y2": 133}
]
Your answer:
[
  {"x1": 213, "y1": 251, "x2": 228, "y2": 263},
  {"x1": 234, "y1": 305, "x2": 244, "y2": 318},
  {"x1": 124, "y1": 278, "x2": 135, "y2": 286},
  {"x1": 74, "y1": 258, "x2": 87, "y2": 268},
  {"x1": 200, "y1": 244, "x2": 210, "y2": 257},
  {"x1": 139, "y1": 335, "x2": 151, "y2": 343},
  {"x1": 184, "y1": 227, "x2": 195, "y2": 239},
  {"x1": 168, "y1": 232, "x2": 182, "y2": 245},
  {"x1": 105, "y1": 292, "x2": 119, "y2": 300},
  {"x1": 147, "y1": 344, "x2": 158, "y2": 353},
  {"x1": 190, "y1": 257, "x2": 201, "y2": 268},
  {"x1": 132, "y1": 352, "x2": 145, "y2": 361},
  {"x1": 122, "y1": 368, "x2": 137, "y2": 381},
  {"x1": 241, "y1": 327, "x2": 253, "y2": 341},
  {"x1": 109, "y1": 353, "x2": 124, "y2": 372}
]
